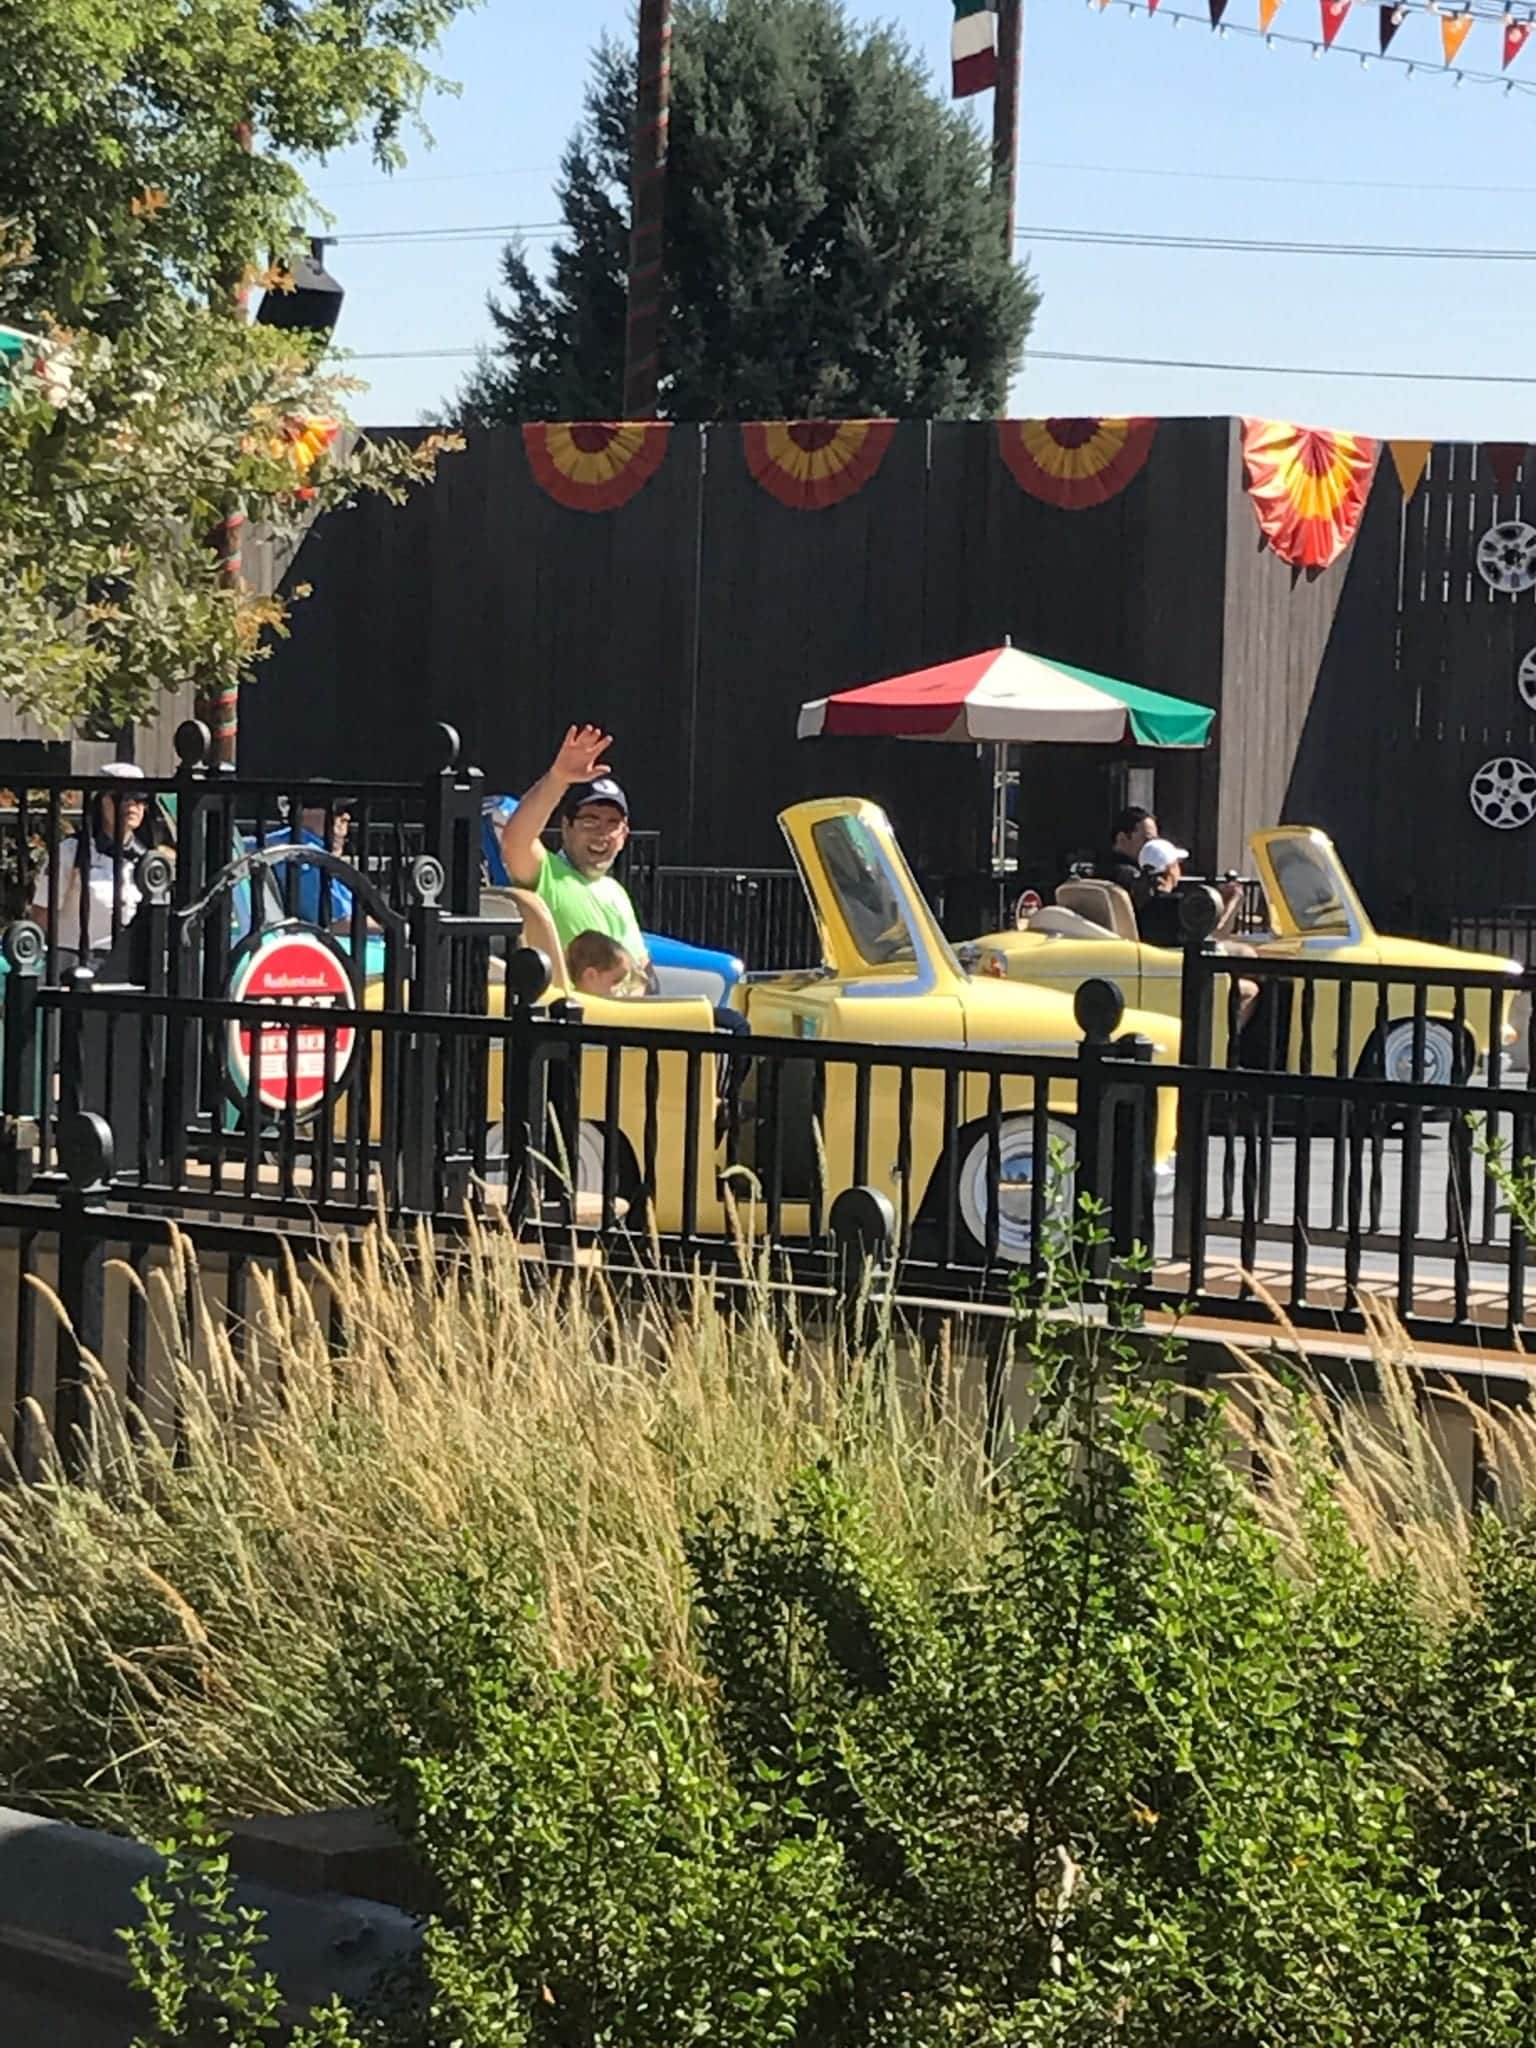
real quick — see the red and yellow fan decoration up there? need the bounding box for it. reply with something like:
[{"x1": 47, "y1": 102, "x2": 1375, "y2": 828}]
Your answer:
[
  {"x1": 1240, "y1": 419, "x2": 1378, "y2": 569},
  {"x1": 996, "y1": 417, "x2": 1157, "y2": 510},
  {"x1": 741, "y1": 419, "x2": 895, "y2": 510},
  {"x1": 263, "y1": 416, "x2": 339, "y2": 501},
  {"x1": 523, "y1": 422, "x2": 671, "y2": 512}
]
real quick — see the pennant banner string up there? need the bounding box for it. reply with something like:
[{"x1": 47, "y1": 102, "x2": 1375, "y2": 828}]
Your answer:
[{"x1": 1092, "y1": 0, "x2": 1536, "y2": 95}]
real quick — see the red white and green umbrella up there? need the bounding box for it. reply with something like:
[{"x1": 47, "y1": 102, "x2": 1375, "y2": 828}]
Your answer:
[
  {"x1": 0, "y1": 323, "x2": 72, "y2": 406},
  {"x1": 797, "y1": 645, "x2": 1214, "y2": 748}
]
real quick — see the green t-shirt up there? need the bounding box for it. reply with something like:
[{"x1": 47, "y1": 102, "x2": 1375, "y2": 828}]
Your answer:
[{"x1": 534, "y1": 850, "x2": 647, "y2": 967}]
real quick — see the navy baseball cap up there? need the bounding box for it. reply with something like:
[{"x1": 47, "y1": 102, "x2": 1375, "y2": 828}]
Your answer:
[{"x1": 561, "y1": 776, "x2": 629, "y2": 820}]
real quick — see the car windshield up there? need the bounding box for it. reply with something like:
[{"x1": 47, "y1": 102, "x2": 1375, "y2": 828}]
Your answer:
[
  {"x1": 810, "y1": 815, "x2": 918, "y2": 968},
  {"x1": 1268, "y1": 836, "x2": 1352, "y2": 936}
]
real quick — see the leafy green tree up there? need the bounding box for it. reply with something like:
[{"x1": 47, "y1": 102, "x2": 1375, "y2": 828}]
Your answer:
[
  {"x1": 457, "y1": 0, "x2": 1036, "y2": 424},
  {"x1": 0, "y1": 0, "x2": 470, "y2": 734}
]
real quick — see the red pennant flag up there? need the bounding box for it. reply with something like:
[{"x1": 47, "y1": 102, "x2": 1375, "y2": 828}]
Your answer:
[
  {"x1": 1147, "y1": 0, "x2": 1160, "y2": 11},
  {"x1": 1505, "y1": 15, "x2": 1531, "y2": 67},
  {"x1": 1485, "y1": 443, "x2": 1527, "y2": 492},
  {"x1": 1321, "y1": 0, "x2": 1350, "y2": 48},
  {"x1": 1209, "y1": 0, "x2": 1228, "y2": 24},
  {"x1": 1441, "y1": 10, "x2": 1474, "y2": 62},
  {"x1": 1378, "y1": 4, "x2": 1403, "y2": 53}
]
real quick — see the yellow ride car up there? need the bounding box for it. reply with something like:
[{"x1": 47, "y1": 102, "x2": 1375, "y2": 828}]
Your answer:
[
  {"x1": 973, "y1": 825, "x2": 1521, "y2": 1084},
  {"x1": 357, "y1": 797, "x2": 1182, "y2": 1262}
]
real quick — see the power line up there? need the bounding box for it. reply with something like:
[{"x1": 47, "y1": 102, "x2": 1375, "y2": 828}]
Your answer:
[
  {"x1": 1017, "y1": 225, "x2": 1536, "y2": 261},
  {"x1": 332, "y1": 216, "x2": 1536, "y2": 264},
  {"x1": 1018, "y1": 155, "x2": 1536, "y2": 198},
  {"x1": 340, "y1": 342, "x2": 1536, "y2": 386},
  {"x1": 316, "y1": 152, "x2": 1536, "y2": 203}
]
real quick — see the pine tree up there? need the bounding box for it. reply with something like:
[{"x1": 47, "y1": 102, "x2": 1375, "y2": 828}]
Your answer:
[{"x1": 455, "y1": 0, "x2": 1035, "y2": 424}]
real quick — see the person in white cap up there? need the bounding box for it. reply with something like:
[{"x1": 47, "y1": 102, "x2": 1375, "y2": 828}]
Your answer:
[
  {"x1": 30, "y1": 762, "x2": 152, "y2": 976},
  {"x1": 1139, "y1": 837, "x2": 1259, "y2": 1029}
]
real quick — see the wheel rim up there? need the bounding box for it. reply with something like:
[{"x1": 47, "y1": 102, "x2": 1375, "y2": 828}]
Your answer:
[
  {"x1": 482, "y1": 1120, "x2": 609, "y2": 1192},
  {"x1": 959, "y1": 1118, "x2": 1072, "y2": 1261},
  {"x1": 1381, "y1": 1021, "x2": 1455, "y2": 1088}
]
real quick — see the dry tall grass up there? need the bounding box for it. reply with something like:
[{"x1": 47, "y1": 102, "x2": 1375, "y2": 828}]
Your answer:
[
  {"x1": 0, "y1": 1224, "x2": 993, "y2": 1832},
  {"x1": 0, "y1": 1225, "x2": 1533, "y2": 1838}
]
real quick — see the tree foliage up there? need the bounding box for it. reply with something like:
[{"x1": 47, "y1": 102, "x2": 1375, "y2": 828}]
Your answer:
[
  {"x1": 456, "y1": 0, "x2": 1036, "y2": 425},
  {"x1": 0, "y1": 0, "x2": 471, "y2": 733}
]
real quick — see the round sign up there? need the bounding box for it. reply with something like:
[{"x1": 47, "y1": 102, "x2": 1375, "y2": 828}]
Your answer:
[
  {"x1": 1477, "y1": 521, "x2": 1536, "y2": 594},
  {"x1": 1469, "y1": 756, "x2": 1536, "y2": 831},
  {"x1": 226, "y1": 929, "x2": 358, "y2": 1116}
]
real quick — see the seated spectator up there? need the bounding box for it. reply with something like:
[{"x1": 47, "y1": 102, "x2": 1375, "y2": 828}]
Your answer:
[
  {"x1": 568, "y1": 929, "x2": 636, "y2": 999},
  {"x1": 1139, "y1": 839, "x2": 1260, "y2": 1030},
  {"x1": 263, "y1": 799, "x2": 356, "y2": 928},
  {"x1": 1096, "y1": 806, "x2": 1158, "y2": 905}
]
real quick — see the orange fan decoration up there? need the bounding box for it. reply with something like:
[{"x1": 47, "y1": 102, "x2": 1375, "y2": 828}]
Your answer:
[
  {"x1": 996, "y1": 416, "x2": 1157, "y2": 510},
  {"x1": 1240, "y1": 419, "x2": 1378, "y2": 570},
  {"x1": 741, "y1": 420, "x2": 896, "y2": 510},
  {"x1": 268, "y1": 416, "x2": 339, "y2": 500},
  {"x1": 523, "y1": 421, "x2": 671, "y2": 512}
]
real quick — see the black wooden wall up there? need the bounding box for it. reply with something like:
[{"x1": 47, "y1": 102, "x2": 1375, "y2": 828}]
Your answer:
[
  {"x1": 241, "y1": 418, "x2": 1536, "y2": 920},
  {"x1": 243, "y1": 419, "x2": 1236, "y2": 879}
]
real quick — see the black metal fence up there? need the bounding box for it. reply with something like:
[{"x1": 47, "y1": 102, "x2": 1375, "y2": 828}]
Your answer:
[
  {"x1": 4, "y1": 878, "x2": 1536, "y2": 1471},
  {"x1": 1, "y1": 717, "x2": 488, "y2": 989}
]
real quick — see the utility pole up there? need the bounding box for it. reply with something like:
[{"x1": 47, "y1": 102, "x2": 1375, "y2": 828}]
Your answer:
[
  {"x1": 991, "y1": 0, "x2": 1023, "y2": 253},
  {"x1": 623, "y1": 0, "x2": 673, "y2": 418},
  {"x1": 199, "y1": 117, "x2": 253, "y2": 768}
]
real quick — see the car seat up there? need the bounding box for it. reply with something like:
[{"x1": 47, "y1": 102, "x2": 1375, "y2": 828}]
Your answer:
[{"x1": 1055, "y1": 878, "x2": 1138, "y2": 943}]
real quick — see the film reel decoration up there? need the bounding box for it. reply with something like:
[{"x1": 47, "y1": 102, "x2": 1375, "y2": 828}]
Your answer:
[
  {"x1": 1476, "y1": 521, "x2": 1536, "y2": 594},
  {"x1": 1469, "y1": 756, "x2": 1536, "y2": 830},
  {"x1": 1519, "y1": 648, "x2": 1536, "y2": 711}
]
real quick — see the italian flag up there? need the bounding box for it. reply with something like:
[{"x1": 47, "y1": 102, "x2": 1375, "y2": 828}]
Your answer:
[{"x1": 952, "y1": 0, "x2": 999, "y2": 97}]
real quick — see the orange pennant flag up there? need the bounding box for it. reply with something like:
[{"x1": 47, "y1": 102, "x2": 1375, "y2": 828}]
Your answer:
[
  {"x1": 1388, "y1": 439, "x2": 1431, "y2": 498},
  {"x1": 1441, "y1": 10, "x2": 1474, "y2": 63},
  {"x1": 1259, "y1": 0, "x2": 1282, "y2": 25}
]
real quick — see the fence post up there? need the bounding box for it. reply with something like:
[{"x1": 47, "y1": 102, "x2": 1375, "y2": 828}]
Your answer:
[
  {"x1": 400, "y1": 856, "x2": 448, "y2": 1214},
  {"x1": 1073, "y1": 978, "x2": 1156, "y2": 1291},
  {"x1": 425, "y1": 722, "x2": 486, "y2": 917},
  {"x1": 171, "y1": 719, "x2": 211, "y2": 914},
  {"x1": 1073, "y1": 978, "x2": 1123, "y2": 1285},
  {"x1": 829, "y1": 1185, "x2": 895, "y2": 1360},
  {"x1": 1172, "y1": 893, "x2": 1220, "y2": 1261},
  {"x1": 498, "y1": 946, "x2": 555, "y2": 1228},
  {"x1": 54, "y1": 1110, "x2": 113, "y2": 1479},
  {"x1": 0, "y1": 920, "x2": 43, "y2": 1193}
]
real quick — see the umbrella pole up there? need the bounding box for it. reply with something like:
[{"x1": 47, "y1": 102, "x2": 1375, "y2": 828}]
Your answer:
[{"x1": 990, "y1": 741, "x2": 1009, "y2": 876}]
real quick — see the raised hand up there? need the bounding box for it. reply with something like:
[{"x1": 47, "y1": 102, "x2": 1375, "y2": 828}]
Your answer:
[{"x1": 552, "y1": 724, "x2": 612, "y2": 786}]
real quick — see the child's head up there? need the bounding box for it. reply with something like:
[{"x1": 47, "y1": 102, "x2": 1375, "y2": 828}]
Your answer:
[{"x1": 567, "y1": 929, "x2": 633, "y2": 998}]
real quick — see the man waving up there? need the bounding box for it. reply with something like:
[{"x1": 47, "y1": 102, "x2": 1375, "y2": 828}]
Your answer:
[{"x1": 500, "y1": 725, "x2": 648, "y2": 977}]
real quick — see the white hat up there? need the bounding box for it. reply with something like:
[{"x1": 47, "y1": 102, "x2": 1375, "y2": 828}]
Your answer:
[{"x1": 1139, "y1": 837, "x2": 1189, "y2": 874}]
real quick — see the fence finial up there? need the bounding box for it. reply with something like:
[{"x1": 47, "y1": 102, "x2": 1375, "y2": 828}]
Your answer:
[
  {"x1": 1074, "y1": 976, "x2": 1126, "y2": 1046},
  {"x1": 57, "y1": 1110, "x2": 114, "y2": 1192}
]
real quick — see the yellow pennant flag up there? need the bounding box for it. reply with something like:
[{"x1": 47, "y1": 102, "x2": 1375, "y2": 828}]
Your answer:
[
  {"x1": 1389, "y1": 439, "x2": 1432, "y2": 498},
  {"x1": 1441, "y1": 11, "x2": 1474, "y2": 63},
  {"x1": 1258, "y1": 0, "x2": 1282, "y2": 26}
]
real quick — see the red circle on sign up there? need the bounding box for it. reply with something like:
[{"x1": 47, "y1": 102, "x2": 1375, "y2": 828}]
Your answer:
[{"x1": 227, "y1": 930, "x2": 358, "y2": 1117}]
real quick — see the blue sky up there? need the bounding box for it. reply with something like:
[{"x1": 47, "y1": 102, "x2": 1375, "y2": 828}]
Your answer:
[{"x1": 306, "y1": 0, "x2": 1536, "y2": 439}]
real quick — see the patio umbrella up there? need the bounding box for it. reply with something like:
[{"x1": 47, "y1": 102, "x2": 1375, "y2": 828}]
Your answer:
[
  {"x1": 797, "y1": 644, "x2": 1214, "y2": 748},
  {"x1": 798, "y1": 643, "x2": 1214, "y2": 876}
]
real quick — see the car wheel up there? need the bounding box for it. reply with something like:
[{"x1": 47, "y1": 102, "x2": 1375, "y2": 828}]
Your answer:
[
  {"x1": 953, "y1": 1115, "x2": 1075, "y2": 1265},
  {"x1": 1377, "y1": 1019, "x2": 1459, "y2": 1089},
  {"x1": 483, "y1": 1118, "x2": 626, "y2": 1204}
]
